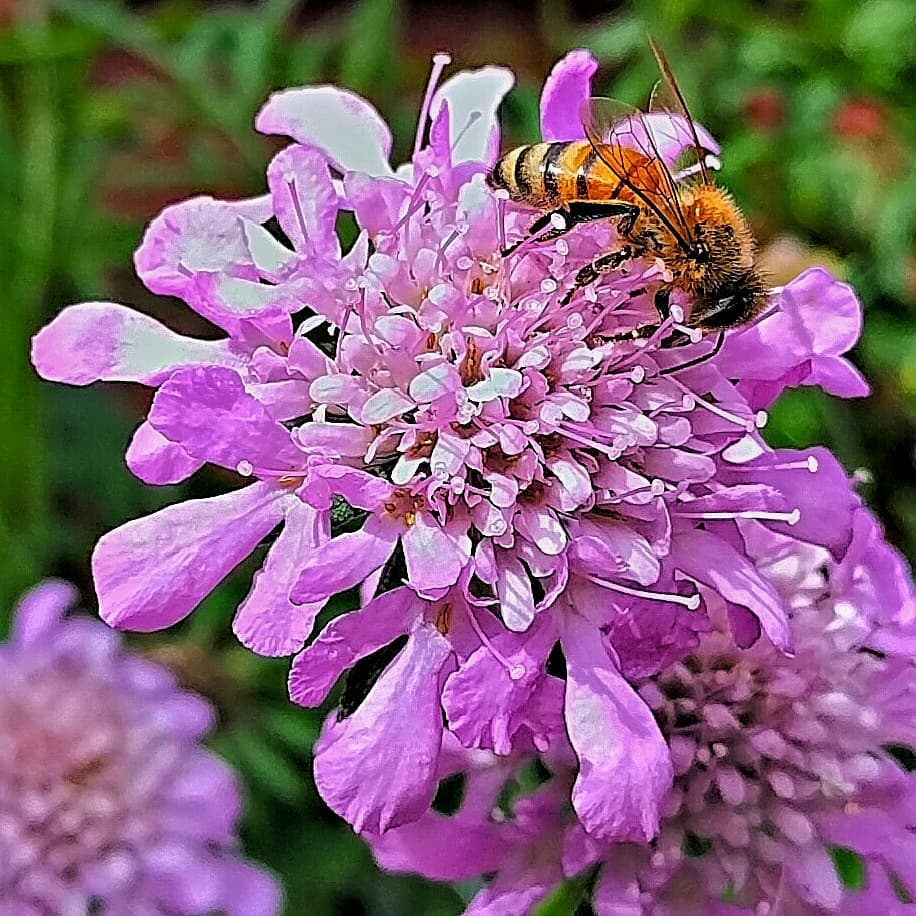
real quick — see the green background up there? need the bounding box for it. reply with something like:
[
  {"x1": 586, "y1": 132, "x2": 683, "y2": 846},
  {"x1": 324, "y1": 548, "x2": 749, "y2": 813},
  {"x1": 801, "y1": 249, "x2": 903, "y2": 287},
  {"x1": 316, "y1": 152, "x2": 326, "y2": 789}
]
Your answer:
[{"x1": 0, "y1": 1, "x2": 913, "y2": 912}]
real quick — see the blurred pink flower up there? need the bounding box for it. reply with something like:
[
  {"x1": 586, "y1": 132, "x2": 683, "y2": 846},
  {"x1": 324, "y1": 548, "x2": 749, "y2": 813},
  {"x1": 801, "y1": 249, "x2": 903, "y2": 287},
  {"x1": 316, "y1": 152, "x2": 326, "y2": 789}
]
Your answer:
[
  {"x1": 0, "y1": 582, "x2": 278, "y2": 916},
  {"x1": 370, "y1": 505, "x2": 916, "y2": 915}
]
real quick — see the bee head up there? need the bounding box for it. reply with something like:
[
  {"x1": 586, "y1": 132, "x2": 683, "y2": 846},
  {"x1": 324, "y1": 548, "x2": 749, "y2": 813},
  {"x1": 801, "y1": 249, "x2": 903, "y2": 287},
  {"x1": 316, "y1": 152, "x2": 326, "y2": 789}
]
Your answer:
[{"x1": 692, "y1": 268, "x2": 769, "y2": 330}]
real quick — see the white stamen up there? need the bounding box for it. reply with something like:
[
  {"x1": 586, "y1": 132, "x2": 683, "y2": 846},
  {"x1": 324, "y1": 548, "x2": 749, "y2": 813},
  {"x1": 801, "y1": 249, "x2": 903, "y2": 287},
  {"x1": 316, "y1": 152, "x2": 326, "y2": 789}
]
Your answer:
[
  {"x1": 676, "y1": 508, "x2": 801, "y2": 525},
  {"x1": 466, "y1": 603, "x2": 523, "y2": 678},
  {"x1": 586, "y1": 574, "x2": 701, "y2": 610},
  {"x1": 236, "y1": 460, "x2": 253, "y2": 477}
]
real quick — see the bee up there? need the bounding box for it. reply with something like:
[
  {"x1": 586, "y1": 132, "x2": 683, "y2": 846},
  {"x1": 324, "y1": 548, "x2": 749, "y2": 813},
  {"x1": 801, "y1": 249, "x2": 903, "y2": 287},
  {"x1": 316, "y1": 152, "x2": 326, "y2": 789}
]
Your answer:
[{"x1": 488, "y1": 38, "x2": 768, "y2": 333}]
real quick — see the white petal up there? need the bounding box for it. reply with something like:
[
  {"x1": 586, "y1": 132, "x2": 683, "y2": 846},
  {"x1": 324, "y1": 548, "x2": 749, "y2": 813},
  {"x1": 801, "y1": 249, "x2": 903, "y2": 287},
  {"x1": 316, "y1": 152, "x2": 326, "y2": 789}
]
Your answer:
[
  {"x1": 430, "y1": 66, "x2": 515, "y2": 166},
  {"x1": 256, "y1": 86, "x2": 394, "y2": 178}
]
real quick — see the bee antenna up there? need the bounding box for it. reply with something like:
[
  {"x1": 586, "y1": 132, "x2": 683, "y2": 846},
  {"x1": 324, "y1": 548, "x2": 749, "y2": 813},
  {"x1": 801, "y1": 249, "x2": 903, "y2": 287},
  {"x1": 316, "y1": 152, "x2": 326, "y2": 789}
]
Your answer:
[{"x1": 659, "y1": 331, "x2": 725, "y2": 375}]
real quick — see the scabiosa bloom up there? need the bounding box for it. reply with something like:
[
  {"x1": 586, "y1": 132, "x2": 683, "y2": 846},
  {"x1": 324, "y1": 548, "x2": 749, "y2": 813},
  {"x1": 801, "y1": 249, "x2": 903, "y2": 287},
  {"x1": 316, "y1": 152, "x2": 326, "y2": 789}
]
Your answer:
[
  {"x1": 0, "y1": 582, "x2": 278, "y2": 916},
  {"x1": 33, "y1": 49, "x2": 867, "y2": 838},
  {"x1": 371, "y1": 506, "x2": 916, "y2": 915}
]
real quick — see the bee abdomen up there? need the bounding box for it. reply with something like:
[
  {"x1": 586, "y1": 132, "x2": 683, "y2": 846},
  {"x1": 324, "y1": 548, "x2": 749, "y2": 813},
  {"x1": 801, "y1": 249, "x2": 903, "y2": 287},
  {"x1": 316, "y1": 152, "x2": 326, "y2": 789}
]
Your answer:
[{"x1": 488, "y1": 142, "x2": 567, "y2": 208}]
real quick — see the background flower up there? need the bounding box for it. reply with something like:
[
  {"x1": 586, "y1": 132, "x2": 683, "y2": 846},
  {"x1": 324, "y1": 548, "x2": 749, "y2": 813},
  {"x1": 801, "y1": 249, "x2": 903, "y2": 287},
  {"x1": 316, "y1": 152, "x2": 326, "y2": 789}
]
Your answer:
[
  {"x1": 370, "y1": 506, "x2": 916, "y2": 915},
  {"x1": 0, "y1": 581, "x2": 278, "y2": 915}
]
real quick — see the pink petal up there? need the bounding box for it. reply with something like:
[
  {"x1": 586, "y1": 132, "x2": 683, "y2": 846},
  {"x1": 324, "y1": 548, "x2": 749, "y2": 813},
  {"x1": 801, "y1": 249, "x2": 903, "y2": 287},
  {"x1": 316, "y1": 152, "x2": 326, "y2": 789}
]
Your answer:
[
  {"x1": 11, "y1": 580, "x2": 79, "y2": 647},
  {"x1": 134, "y1": 195, "x2": 269, "y2": 299},
  {"x1": 569, "y1": 518, "x2": 660, "y2": 587},
  {"x1": 540, "y1": 49, "x2": 598, "y2": 142},
  {"x1": 148, "y1": 366, "x2": 305, "y2": 474},
  {"x1": 255, "y1": 86, "x2": 394, "y2": 178},
  {"x1": 408, "y1": 362, "x2": 460, "y2": 402},
  {"x1": 467, "y1": 367, "x2": 524, "y2": 402},
  {"x1": 31, "y1": 303, "x2": 238, "y2": 387},
  {"x1": 674, "y1": 529, "x2": 791, "y2": 651},
  {"x1": 370, "y1": 810, "x2": 510, "y2": 881},
  {"x1": 290, "y1": 516, "x2": 399, "y2": 604},
  {"x1": 496, "y1": 555, "x2": 536, "y2": 632},
  {"x1": 313, "y1": 624, "x2": 454, "y2": 834},
  {"x1": 357, "y1": 387, "x2": 414, "y2": 424},
  {"x1": 561, "y1": 612, "x2": 673, "y2": 842},
  {"x1": 515, "y1": 506, "x2": 567, "y2": 556},
  {"x1": 295, "y1": 422, "x2": 373, "y2": 458},
  {"x1": 430, "y1": 66, "x2": 515, "y2": 166},
  {"x1": 266, "y1": 143, "x2": 340, "y2": 258},
  {"x1": 288, "y1": 586, "x2": 423, "y2": 707},
  {"x1": 93, "y1": 482, "x2": 286, "y2": 631},
  {"x1": 402, "y1": 513, "x2": 470, "y2": 593},
  {"x1": 233, "y1": 499, "x2": 330, "y2": 656},
  {"x1": 125, "y1": 421, "x2": 205, "y2": 485},
  {"x1": 787, "y1": 844, "x2": 843, "y2": 910}
]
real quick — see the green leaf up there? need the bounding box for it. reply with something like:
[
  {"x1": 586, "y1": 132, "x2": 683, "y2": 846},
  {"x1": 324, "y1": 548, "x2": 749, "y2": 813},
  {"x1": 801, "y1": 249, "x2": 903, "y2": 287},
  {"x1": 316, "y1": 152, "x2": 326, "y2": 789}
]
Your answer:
[
  {"x1": 218, "y1": 725, "x2": 308, "y2": 803},
  {"x1": 830, "y1": 846, "x2": 866, "y2": 890},
  {"x1": 532, "y1": 871, "x2": 592, "y2": 916},
  {"x1": 260, "y1": 707, "x2": 321, "y2": 755},
  {"x1": 339, "y1": 0, "x2": 400, "y2": 94}
]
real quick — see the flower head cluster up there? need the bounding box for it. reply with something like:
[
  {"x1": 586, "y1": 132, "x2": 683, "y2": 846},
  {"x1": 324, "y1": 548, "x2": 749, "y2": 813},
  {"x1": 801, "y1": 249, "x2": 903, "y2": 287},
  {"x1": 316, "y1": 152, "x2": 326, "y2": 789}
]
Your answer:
[
  {"x1": 33, "y1": 50, "x2": 869, "y2": 839},
  {"x1": 0, "y1": 582, "x2": 278, "y2": 915},
  {"x1": 371, "y1": 507, "x2": 916, "y2": 915}
]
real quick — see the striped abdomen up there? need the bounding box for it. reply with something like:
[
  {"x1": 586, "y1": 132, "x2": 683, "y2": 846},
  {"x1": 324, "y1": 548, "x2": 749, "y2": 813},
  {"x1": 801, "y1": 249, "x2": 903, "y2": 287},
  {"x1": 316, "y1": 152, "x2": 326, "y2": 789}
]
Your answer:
[{"x1": 487, "y1": 140, "x2": 621, "y2": 209}]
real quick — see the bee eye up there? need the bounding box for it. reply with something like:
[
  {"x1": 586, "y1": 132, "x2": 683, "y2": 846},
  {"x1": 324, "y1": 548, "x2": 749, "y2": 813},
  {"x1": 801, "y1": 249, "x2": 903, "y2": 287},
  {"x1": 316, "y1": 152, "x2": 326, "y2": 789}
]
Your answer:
[{"x1": 689, "y1": 241, "x2": 710, "y2": 264}]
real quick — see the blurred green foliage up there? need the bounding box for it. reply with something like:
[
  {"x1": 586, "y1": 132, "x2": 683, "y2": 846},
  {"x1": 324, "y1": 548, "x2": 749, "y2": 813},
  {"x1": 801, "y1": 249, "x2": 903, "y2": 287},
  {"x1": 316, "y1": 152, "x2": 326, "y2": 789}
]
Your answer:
[{"x1": 0, "y1": 0, "x2": 912, "y2": 913}]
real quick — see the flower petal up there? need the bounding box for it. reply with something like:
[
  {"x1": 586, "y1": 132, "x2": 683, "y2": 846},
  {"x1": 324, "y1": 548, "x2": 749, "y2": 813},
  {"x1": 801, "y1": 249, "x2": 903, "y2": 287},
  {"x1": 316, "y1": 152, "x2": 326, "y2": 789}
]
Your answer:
[
  {"x1": 93, "y1": 482, "x2": 285, "y2": 631},
  {"x1": 430, "y1": 66, "x2": 515, "y2": 166},
  {"x1": 233, "y1": 499, "x2": 329, "y2": 656},
  {"x1": 125, "y1": 421, "x2": 205, "y2": 485},
  {"x1": 313, "y1": 624, "x2": 454, "y2": 833},
  {"x1": 540, "y1": 49, "x2": 598, "y2": 142},
  {"x1": 11, "y1": 580, "x2": 79, "y2": 647},
  {"x1": 288, "y1": 586, "x2": 422, "y2": 707},
  {"x1": 31, "y1": 302, "x2": 238, "y2": 387},
  {"x1": 357, "y1": 387, "x2": 415, "y2": 424},
  {"x1": 402, "y1": 513, "x2": 470, "y2": 593},
  {"x1": 561, "y1": 612, "x2": 673, "y2": 842},
  {"x1": 674, "y1": 528, "x2": 791, "y2": 651},
  {"x1": 148, "y1": 366, "x2": 305, "y2": 474},
  {"x1": 266, "y1": 143, "x2": 340, "y2": 258},
  {"x1": 290, "y1": 516, "x2": 399, "y2": 604},
  {"x1": 256, "y1": 86, "x2": 394, "y2": 178},
  {"x1": 134, "y1": 195, "x2": 269, "y2": 299}
]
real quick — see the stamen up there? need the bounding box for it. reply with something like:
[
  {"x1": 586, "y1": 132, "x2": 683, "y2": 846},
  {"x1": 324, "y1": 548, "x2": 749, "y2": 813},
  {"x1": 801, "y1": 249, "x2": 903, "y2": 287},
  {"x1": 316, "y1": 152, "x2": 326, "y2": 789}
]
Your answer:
[
  {"x1": 585, "y1": 573, "x2": 701, "y2": 610},
  {"x1": 465, "y1": 603, "x2": 526, "y2": 680},
  {"x1": 553, "y1": 422, "x2": 620, "y2": 459},
  {"x1": 675, "y1": 508, "x2": 801, "y2": 525},
  {"x1": 286, "y1": 177, "x2": 310, "y2": 245},
  {"x1": 726, "y1": 455, "x2": 819, "y2": 474},
  {"x1": 413, "y1": 53, "x2": 452, "y2": 158},
  {"x1": 391, "y1": 172, "x2": 433, "y2": 235},
  {"x1": 669, "y1": 377, "x2": 757, "y2": 432}
]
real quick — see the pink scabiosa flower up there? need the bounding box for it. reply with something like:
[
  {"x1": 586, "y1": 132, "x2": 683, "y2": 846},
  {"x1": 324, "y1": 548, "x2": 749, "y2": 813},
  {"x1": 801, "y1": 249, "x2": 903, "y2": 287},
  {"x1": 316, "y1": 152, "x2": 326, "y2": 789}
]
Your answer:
[
  {"x1": 370, "y1": 506, "x2": 916, "y2": 915},
  {"x1": 32, "y1": 49, "x2": 868, "y2": 839},
  {"x1": 0, "y1": 582, "x2": 278, "y2": 916}
]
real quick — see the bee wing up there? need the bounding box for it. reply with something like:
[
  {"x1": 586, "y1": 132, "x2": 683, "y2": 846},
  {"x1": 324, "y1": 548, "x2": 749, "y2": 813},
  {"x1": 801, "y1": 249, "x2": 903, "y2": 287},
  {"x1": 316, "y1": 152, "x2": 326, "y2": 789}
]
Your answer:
[
  {"x1": 580, "y1": 96, "x2": 694, "y2": 252},
  {"x1": 648, "y1": 37, "x2": 715, "y2": 185}
]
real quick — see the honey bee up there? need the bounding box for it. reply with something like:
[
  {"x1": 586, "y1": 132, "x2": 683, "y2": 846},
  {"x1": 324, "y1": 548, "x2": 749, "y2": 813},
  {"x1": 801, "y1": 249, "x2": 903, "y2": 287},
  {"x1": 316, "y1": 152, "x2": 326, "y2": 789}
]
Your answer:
[{"x1": 488, "y1": 39, "x2": 768, "y2": 333}]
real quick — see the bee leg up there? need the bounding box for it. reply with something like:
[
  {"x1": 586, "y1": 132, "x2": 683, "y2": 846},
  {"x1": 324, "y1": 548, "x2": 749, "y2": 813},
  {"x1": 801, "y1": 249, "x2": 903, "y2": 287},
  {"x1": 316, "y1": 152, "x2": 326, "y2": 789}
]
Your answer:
[
  {"x1": 654, "y1": 288, "x2": 672, "y2": 321},
  {"x1": 502, "y1": 200, "x2": 639, "y2": 256},
  {"x1": 501, "y1": 210, "x2": 558, "y2": 256},
  {"x1": 559, "y1": 245, "x2": 636, "y2": 306}
]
